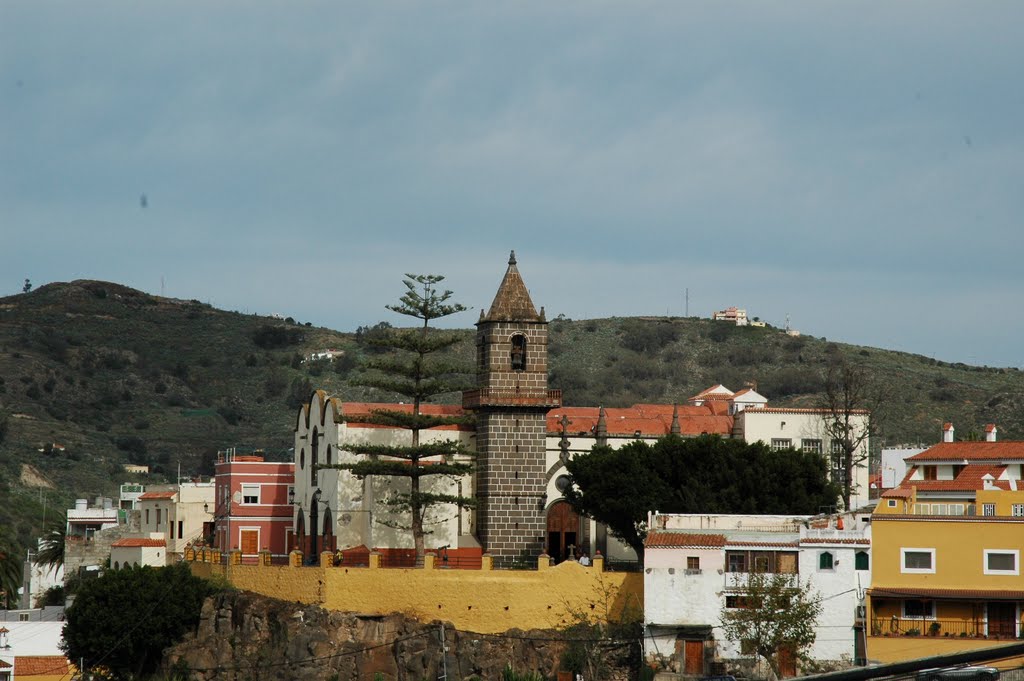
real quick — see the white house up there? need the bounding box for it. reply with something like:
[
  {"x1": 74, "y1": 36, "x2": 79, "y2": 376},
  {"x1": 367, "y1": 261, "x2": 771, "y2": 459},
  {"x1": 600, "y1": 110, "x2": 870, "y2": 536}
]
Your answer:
[
  {"x1": 643, "y1": 512, "x2": 872, "y2": 677},
  {"x1": 136, "y1": 482, "x2": 214, "y2": 562}
]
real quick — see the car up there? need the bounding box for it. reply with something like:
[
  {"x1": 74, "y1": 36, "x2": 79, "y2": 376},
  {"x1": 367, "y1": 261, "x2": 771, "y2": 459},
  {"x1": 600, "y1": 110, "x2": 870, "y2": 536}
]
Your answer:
[{"x1": 915, "y1": 666, "x2": 1000, "y2": 681}]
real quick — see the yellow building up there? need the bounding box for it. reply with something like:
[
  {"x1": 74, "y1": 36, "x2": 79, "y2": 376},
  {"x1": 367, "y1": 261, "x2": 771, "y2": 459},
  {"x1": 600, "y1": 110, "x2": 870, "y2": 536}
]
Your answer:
[{"x1": 869, "y1": 440, "x2": 1024, "y2": 663}]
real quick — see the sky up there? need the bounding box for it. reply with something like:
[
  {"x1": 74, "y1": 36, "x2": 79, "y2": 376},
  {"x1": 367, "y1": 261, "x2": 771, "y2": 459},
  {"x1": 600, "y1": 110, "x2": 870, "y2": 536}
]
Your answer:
[{"x1": 2, "y1": 2, "x2": 1023, "y2": 368}]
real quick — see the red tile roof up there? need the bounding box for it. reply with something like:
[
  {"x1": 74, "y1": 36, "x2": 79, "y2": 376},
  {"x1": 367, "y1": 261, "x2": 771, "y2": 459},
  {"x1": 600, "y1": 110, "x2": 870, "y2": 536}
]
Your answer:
[
  {"x1": 139, "y1": 491, "x2": 177, "y2": 500},
  {"x1": 723, "y1": 540, "x2": 800, "y2": 548},
  {"x1": 112, "y1": 538, "x2": 166, "y2": 547},
  {"x1": 14, "y1": 656, "x2": 72, "y2": 676},
  {"x1": 897, "y1": 463, "x2": 1011, "y2": 492},
  {"x1": 0, "y1": 660, "x2": 10, "y2": 670},
  {"x1": 881, "y1": 488, "x2": 912, "y2": 498},
  {"x1": 645, "y1": 531, "x2": 726, "y2": 548},
  {"x1": 547, "y1": 404, "x2": 733, "y2": 437},
  {"x1": 869, "y1": 587, "x2": 1024, "y2": 601},
  {"x1": 908, "y1": 441, "x2": 1024, "y2": 461}
]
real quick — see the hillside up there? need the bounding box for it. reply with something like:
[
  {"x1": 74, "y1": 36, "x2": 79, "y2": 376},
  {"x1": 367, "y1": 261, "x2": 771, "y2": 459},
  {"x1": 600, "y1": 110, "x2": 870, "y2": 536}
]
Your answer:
[{"x1": 2, "y1": 280, "x2": 1023, "y2": 558}]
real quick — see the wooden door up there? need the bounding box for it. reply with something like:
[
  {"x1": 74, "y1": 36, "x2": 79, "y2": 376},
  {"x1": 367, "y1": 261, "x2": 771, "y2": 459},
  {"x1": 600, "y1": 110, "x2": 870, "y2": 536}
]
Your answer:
[
  {"x1": 684, "y1": 640, "x2": 704, "y2": 675},
  {"x1": 988, "y1": 602, "x2": 1016, "y2": 638},
  {"x1": 240, "y1": 529, "x2": 259, "y2": 555},
  {"x1": 546, "y1": 501, "x2": 580, "y2": 562},
  {"x1": 777, "y1": 645, "x2": 797, "y2": 678},
  {"x1": 778, "y1": 553, "x2": 797, "y2": 574}
]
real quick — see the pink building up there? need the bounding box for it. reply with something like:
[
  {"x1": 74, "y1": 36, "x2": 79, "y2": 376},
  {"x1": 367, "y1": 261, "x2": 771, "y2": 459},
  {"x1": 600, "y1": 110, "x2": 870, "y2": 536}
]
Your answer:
[{"x1": 211, "y1": 451, "x2": 295, "y2": 560}]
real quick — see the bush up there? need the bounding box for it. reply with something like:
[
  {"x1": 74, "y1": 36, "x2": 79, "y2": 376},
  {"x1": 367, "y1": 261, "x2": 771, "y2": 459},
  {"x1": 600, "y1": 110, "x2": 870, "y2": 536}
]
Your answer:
[
  {"x1": 621, "y1": 320, "x2": 678, "y2": 353},
  {"x1": 115, "y1": 436, "x2": 147, "y2": 456},
  {"x1": 252, "y1": 324, "x2": 305, "y2": 349}
]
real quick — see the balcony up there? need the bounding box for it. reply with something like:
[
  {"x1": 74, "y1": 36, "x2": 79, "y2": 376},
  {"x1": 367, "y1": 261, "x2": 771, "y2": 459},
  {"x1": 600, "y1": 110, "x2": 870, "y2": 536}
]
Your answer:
[
  {"x1": 462, "y1": 388, "x2": 562, "y2": 409},
  {"x1": 870, "y1": 617, "x2": 1019, "y2": 640},
  {"x1": 724, "y1": 571, "x2": 801, "y2": 590}
]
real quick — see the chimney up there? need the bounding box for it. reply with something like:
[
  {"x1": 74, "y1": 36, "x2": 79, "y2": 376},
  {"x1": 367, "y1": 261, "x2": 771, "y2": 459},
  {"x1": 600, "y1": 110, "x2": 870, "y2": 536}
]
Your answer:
[
  {"x1": 942, "y1": 422, "x2": 954, "y2": 443},
  {"x1": 985, "y1": 424, "x2": 997, "y2": 442}
]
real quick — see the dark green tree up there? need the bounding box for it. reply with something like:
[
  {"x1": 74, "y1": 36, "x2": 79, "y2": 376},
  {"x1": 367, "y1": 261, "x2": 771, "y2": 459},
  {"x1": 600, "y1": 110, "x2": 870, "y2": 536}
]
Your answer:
[
  {"x1": 325, "y1": 274, "x2": 475, "y2": 564},
  {"x1": 35, "y1": 515, "x2": 66, "y2": 572},
  {"x1": 62, "y1": 563, "x2": 216, "y2": 680},
  {"x1": 0, "y1": 542, "x2": 22, "y2": 609},
  {"x1": 563, "y1": 435, "x2": 840, "y2": 566}
]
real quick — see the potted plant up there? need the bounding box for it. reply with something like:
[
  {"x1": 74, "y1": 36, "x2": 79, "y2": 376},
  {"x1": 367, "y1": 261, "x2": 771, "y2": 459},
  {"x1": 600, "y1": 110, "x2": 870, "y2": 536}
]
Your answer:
[{"x1": 929, "y1": 622, "x2": 941, "y2": 636}]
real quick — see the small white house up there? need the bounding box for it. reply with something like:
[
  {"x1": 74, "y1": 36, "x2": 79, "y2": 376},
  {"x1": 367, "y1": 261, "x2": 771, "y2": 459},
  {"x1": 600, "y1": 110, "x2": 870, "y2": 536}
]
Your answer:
[{"x1": 643, "y1": 512, "x2": 871, "y2": 677}]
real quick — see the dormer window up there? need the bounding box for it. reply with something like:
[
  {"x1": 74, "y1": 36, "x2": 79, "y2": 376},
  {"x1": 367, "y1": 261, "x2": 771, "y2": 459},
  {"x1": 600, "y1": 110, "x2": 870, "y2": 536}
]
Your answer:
[{"x1": 510, "y1": 334, "x2": 527, "y2": 371}]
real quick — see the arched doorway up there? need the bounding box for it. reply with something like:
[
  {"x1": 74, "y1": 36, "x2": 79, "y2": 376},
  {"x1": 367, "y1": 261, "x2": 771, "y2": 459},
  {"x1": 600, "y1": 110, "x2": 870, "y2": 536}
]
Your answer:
[{"x1": 546, "y1": 501, "x2": 580, "y2": 562}]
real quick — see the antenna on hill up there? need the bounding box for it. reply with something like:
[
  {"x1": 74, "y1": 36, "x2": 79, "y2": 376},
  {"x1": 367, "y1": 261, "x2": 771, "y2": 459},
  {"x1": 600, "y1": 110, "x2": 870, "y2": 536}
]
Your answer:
[
  {"x1": 161, "y1": 276, "x2": 165, "y2": 297},
  {"x1": 785, "y1": 313, "x2": 791, "y2": 332}
]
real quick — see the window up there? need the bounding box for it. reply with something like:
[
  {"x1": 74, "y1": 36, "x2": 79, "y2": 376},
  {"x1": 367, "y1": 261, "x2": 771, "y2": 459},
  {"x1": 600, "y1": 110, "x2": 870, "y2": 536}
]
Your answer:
[
  {"x1": 831, "y1": 440, "x2": 845, "y2": 455},
  {"x1": 1013, "y1": 504, "x2": 1024, "y2": 517},
  {"x1": 801, "y1": 439, "x2": 822, "y2": 455},
  {"x1": 178, "y1": 520, "x2": 183, "y2": 539},
  {"x1": 902, "y1": 548, "x2": 935, "y2": 574},
  {"x1": 771, "y1": 439, "x2": 792, "y2": 451},
  {"x1": 921, "y1": 465, "x2": 937, "y2": 481},
  {"x1": 887, "y1": 499, "x2": 897, "y2": 508},
  {"x1": 241, "y1": 484, "x2": 260, "y2": 505},
  {"x1": 752, "y1": 554, "x2": 771, "y2": 573},
  {"x1": 300, "y1": 448, "x2": 305, "y2": 470},
  {"x1": 983, "y1": 504, "x2": 996, "y2": 516},
  {"x1": 19, "y1": 613, "x2": 29, "y2": 622},
  {"x1": 726, "y1": 595, "x2": 752, "y2": 609},
  {"x1": 510, "y1": 334, "x2": 527, "y2": 371},
  {"x1": 855, "y1": 551, "x2": 870, "y2": 570},
  {"x1": 984, "y1": 550, "x2": 1019, "y2": 575},
  {"x1": 687, "y1": 556, "x2": 700, "y2": 570},
  {"x1": 818, "y1": 551, "x2": 835, "y2": 571},
  {"x1": 727, "y1": 552, "x2": 746, "y2": 573},
  {"x1": 326, "y1": 445, "x2": 332, "y2": 466},
  {"x1": 156, "y1": 508, "x2": 162, "y2": 529},
  {"x1": 903, "y1": 599, "x2": 935, "y2": 619},
  {"x1": 145, "y1": 508, "x2": 150, "y2": 525}
]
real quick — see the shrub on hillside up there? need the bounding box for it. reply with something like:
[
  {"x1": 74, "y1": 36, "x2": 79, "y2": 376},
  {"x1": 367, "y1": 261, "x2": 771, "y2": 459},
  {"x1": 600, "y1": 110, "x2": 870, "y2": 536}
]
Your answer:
[
  {"x1": 252, "y1": 324, "x2": 305, "y2": 350},
  {"x1": 621, "y1": 319, "x2": 679, "y2": 353}
]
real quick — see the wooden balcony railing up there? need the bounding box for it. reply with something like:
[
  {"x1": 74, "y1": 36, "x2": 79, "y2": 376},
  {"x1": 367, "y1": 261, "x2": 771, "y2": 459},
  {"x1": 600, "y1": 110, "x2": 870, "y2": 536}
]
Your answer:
[
  {"x1": 462, "y1": 388, "x2": 562, "y2": 409},
  {"x1": 870, "y1": 617, "x2": 1020, "y2": 639}
]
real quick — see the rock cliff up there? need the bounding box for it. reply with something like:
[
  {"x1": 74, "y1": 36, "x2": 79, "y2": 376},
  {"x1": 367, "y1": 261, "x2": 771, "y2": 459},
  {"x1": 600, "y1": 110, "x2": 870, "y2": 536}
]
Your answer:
[{"x1": 164, "y1": 591, "x2": 636, "y2": 681}]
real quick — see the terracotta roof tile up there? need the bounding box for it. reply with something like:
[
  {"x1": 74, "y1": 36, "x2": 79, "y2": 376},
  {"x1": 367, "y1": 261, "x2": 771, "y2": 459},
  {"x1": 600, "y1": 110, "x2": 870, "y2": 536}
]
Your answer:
[
  {"x1": 743, "y1": 407, "x2": 869, "y2": 415},
  {"x1": 723, "y1": 540, "x2": 800, "y2": 548},
  {"x1": 908, "y1": 441, "x2": 1024, "y2": 461},
  {"x1": 869, "y1": 587, "x2": 1024, "y2": 601},
  {"x1": 546, "y1": 404, "x2": 733, "y2": 437},
  {"x1": 139, "y1": 491, "x2": 177, "y2": 500},
  {"x1": 14, "y1": 656, "x2": 72, "y2": 676},
  {"x1": 896, "y1": 463, "x2": 1010, "y2": 492},
  {"x1": 881, "y1": 488, "x2": 912, "y2": 498},
  {"x1": 645, "y1": 531, "x2": 727, "y2": 548},
  {"x1": 112, "y1": 538, "x2": 166, "y2": 547},
  {"x1": 482, "y1": 251, "x2": 540, "y2": 322}
]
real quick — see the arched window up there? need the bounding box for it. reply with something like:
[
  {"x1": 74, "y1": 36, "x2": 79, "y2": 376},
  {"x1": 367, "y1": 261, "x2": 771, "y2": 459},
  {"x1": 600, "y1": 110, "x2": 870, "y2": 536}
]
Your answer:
[
  {"x1": 114, "y1": 561, "x2": 120, "y2": 571},
  {"x1": 819, "y1": 551, "x2": 835, "y2": 570},
  {"x1": 299, "y1": 448, "x2": 305, "y2": 470},
  {"x1": 326, "y1": 445, "x2": 332, "y2": 466},
  {"x1": 510, "y1": 334, "x2": 527, "y2": 371},
  {"x1": 310, "y1": 428, "x2": 319, "y2": 485},
  {"x1": 855, "y1": 550, "x2": 870, "y2": 570}
]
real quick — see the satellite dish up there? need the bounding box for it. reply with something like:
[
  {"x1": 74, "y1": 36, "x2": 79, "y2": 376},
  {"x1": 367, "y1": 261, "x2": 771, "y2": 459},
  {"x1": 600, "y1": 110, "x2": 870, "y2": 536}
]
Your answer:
[{"x1": 232, "y1": 491, "x2": 242, "y2": 504}]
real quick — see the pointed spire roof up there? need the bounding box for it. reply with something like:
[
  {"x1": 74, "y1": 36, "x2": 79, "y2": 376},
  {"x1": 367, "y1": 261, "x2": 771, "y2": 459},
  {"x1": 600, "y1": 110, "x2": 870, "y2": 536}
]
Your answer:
[{"x1": 482, "y1": 250, "x2": 541, "y2": 322}]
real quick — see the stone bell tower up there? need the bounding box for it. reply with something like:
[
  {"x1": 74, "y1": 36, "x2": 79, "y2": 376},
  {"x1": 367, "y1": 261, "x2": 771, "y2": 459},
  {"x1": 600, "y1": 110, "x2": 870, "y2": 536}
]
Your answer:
[{"x1": 464, "y1": 251, "x2": 561, "y2": 567}]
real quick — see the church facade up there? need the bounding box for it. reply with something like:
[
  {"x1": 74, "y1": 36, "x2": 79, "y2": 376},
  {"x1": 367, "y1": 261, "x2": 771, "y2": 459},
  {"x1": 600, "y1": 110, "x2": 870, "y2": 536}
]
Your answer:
[{"x1": 289, "y1": 252, "x2": 868, "y2": 566}]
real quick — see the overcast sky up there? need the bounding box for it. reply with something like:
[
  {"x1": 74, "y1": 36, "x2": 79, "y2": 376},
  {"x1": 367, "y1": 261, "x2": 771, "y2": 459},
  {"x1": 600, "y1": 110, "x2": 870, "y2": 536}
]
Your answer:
[{"x1": 3, "y1": 2, "x2": 1022, "y2": 367}]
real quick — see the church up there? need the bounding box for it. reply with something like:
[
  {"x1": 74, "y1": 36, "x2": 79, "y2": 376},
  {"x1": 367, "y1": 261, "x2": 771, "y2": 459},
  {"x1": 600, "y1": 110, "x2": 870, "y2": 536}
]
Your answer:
[{"x1": 289, "y1": 252, "x2": 869, "y2": 567}]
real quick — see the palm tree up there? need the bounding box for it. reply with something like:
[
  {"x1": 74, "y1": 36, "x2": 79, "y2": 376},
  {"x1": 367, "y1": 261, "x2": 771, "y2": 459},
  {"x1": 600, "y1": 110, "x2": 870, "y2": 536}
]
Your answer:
[
  {"x1": 36, "y1": 516, "x2": 66, "y2": 572},
  {"x1": 0, "y1": 545, "x2": 22, "y2": 609}
]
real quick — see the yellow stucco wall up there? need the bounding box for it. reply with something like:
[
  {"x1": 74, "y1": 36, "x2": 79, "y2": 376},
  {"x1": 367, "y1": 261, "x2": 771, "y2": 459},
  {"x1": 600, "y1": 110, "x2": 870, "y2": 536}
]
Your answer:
[
  {"x1": 871, "y1": 516, "x2": 1024, "y2": 589},
  {"x1": 868, "y1": 637, "x2": 1024, "y2": 667},
  {"x1": 191, "y1": 559, "x2": 643, "y2": 634}
]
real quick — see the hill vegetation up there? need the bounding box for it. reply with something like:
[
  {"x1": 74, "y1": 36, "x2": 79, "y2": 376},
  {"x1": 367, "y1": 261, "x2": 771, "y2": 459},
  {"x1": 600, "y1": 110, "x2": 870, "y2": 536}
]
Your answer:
[{"x1": 1, "y1": 280, "x2": 1022, "y2": 568}]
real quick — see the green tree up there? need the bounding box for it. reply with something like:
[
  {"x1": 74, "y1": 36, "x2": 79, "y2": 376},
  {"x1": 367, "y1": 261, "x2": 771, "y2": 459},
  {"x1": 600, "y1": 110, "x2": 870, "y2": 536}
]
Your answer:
[
  {"x1": 35, "y1": 515, "x2": 66, "y2": 572},
  {"x1": 325, "y1": 274, "x2": 475, "y2": 564},
  {"x1": 563, "y1": 435, "x2": 840, "y2": 566},
  {"x1": 719, "y1": 571, "x2": 822, "y2": 677},
  {"x1": 62, "y1": 562, "x2": 216, "y2": 680},
  {"x1": 0, "y1": 543, "x2": 22, "y2": 609}
]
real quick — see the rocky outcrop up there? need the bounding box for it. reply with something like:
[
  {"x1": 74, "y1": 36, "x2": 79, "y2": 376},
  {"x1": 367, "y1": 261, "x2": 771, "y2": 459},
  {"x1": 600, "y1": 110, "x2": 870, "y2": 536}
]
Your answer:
[{"x1": 164, "y1": 591, "x2": 636, "y2": 681}]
